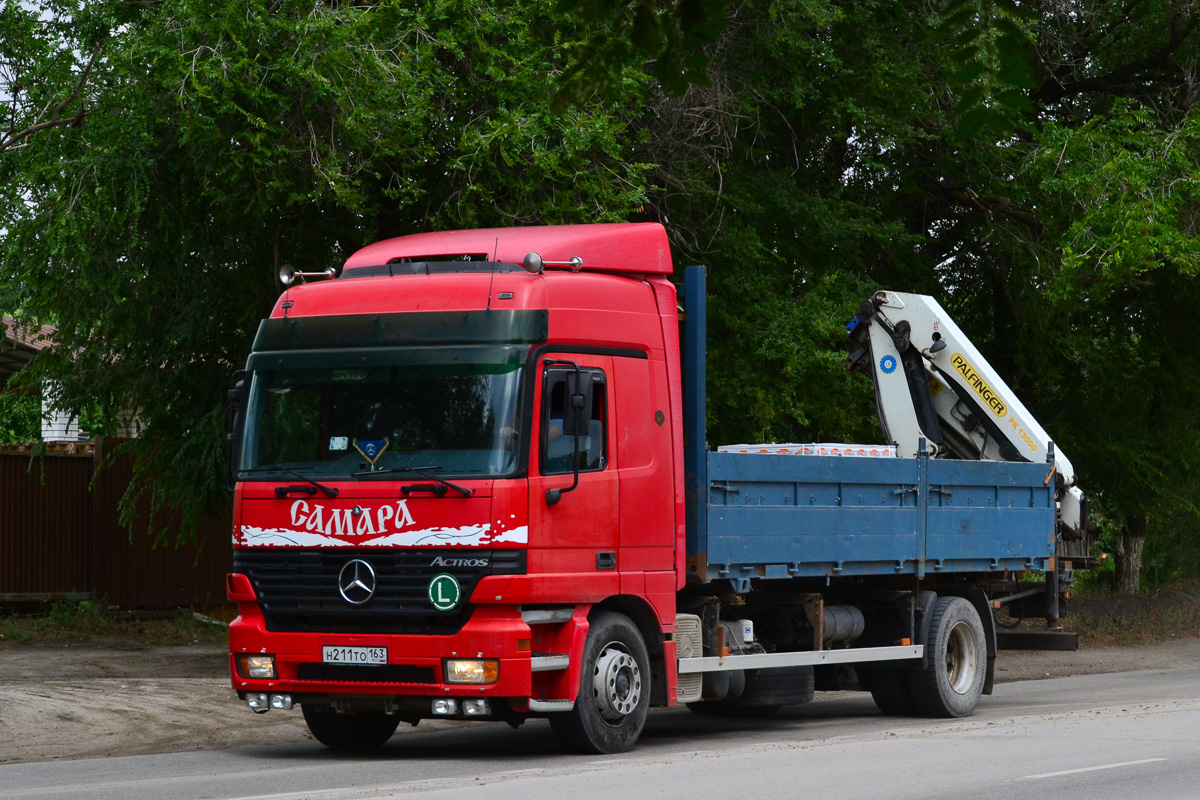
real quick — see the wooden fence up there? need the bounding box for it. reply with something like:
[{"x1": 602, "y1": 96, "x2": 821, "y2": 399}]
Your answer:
[{"x1": 0, "y1": 443, "x2": 229, "y2": 608}]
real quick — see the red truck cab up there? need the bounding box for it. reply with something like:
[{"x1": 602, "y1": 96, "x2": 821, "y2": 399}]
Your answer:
[{"x1": 226, "y1": 223, "x2": 684, "y2": 753}]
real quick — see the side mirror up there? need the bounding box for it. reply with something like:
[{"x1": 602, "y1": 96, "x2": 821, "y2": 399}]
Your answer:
[
  {"x1": 225, "y1": 370, "x2": 248, "y2": 491},
  {"x1": 560, "y1": 370, "x2": 594, "y2": 436}
]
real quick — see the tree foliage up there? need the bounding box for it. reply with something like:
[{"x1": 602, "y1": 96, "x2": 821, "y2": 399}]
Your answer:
[
  {"x1": 0, "y1": 0, "x2": 650, "y2": 543},
  {"x1": 3, "y1": 0, "x2": 1199, "y2": 592},
  {"x1": 0, "y1": 0, "x2": 106, "y2": 156},
  {"x1": 638, "y1": 0, "x2": 1200, "y2": 591}
]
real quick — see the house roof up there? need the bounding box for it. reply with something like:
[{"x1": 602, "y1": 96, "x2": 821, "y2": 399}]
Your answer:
[{"x1": 1, "y1": 316, "x2": 54, "y2": 382}]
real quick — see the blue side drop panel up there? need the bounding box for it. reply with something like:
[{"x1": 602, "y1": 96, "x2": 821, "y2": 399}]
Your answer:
[
  {"x1": 700, "y1": 452, "x2": 1055, "y2": 581},
  {"x1": 705, "y1": 453, "x2": 921, "y2": 579},
  {"x1": 925, "y1": 458, "x2": 1055, "y2": 574}
]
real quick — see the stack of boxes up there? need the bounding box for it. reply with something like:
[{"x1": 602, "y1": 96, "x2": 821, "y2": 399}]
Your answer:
[{"x1": 716, "y1": 443, "x2": 896, "y2": 458}]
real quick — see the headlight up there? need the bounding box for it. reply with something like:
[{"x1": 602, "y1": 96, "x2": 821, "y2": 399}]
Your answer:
[
  {"x1": 235, "y1": 654, "x2": 277, "y2": 679},
  {"x1": 445, "y1": 659, "x2": 499, "y2": 684}
]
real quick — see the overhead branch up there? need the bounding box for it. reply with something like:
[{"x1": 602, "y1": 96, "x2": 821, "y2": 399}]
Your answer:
[
  {"x1": 1032, "y1": 12, "x2": 1199, "y2": 104},
  {"x1": 926, "y1": 177, "x2": 1045, "y2": 235},
  {"x1": 0, "y1": 38, "x2": 106, "y2": 156}
]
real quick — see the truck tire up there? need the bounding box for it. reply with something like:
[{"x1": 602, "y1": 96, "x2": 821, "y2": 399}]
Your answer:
[
  {"x1": 906, "y1": 596, "x2": 986, "y2": 718},
  {"x1": 549, "y1": 612, "x2": 650, "y2": 754},
  {"x1": 301, "y1": 705, "x2": 400, "y2": 751},
  {"x1": 861, "y1": 666, "x2": 917, "y2": 716},
  {"x1": 687, "y1": 665, "x2": 814, "y2": 717}
]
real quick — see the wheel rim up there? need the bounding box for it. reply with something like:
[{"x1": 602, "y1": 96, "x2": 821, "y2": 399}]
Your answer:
[
  {"x1": 945, "y1": 620, "x2": 979, "y2": 694},
  {"x1": 592, "y1": 642, "x2": 642, "y2": 724}
]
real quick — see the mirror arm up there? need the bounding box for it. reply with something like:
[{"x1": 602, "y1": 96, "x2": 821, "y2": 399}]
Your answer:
[{"x1": 544, "y1": 359, "x2": 585, "y2": 506}]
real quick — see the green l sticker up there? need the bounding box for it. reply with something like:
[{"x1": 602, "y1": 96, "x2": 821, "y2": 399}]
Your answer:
[{"x1": 428, "y1": 573, "x2": 461, "y2": 612}]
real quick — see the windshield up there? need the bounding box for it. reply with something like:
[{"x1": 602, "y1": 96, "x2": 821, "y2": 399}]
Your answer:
[{"x1": 240, "y1": 350, "x2": 523, "y2": 479}]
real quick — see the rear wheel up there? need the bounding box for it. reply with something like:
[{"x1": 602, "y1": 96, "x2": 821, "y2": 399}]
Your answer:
[
  {"x1": 907, "y1": 596, "x2": 986, "y2": 718},
  {"x1": 302, "y1": 705, "x2": 400, "y2": 751},
  {"x1": 862, "y1": 665, "x2": 918, "y2": 716},
  {"x1": 549, "y1": 612, "x2": 650, "y2": 754}
]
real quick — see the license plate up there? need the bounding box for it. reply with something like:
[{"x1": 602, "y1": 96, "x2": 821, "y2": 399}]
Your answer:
[{"x1": 322, "y1": 645, "x2": 387, "y2": 665}]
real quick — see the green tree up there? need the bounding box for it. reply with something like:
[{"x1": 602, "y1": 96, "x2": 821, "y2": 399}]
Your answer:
[
  {"x1": 6, "y1": 0, "x2": 1199, "y2": 596},
  {"x1": 640, "y1": 0, "x2": 1200, "y2": 593},
  {"x1": 1019, "y1": 105, "x2": 1200, "y2": 593},
  {"x1": 641, "y1": 0, "x2": 952, "y2": 445},
  {"x1": 0, "y1": 0, "x2": 651, "y2": 544},
  {"x1": 0, "y1": 1, "x2": 106, "y2": 156},
  {"x1": 0, "y1": 388, "x2": 39, "y2": 442},
  {"x1": 909, "y1": 2, "x2": 1200, "y2": 592}
]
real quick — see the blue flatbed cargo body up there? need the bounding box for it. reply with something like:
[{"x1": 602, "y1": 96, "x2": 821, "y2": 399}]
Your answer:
[{"x1": 680, "y1": 266, "x2": 1056, "y2": 585}]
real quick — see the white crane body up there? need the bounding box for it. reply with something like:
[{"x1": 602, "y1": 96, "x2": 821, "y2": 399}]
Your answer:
[{"x1": 848, "y1": 290, "x2": 1086, "y2": 540}]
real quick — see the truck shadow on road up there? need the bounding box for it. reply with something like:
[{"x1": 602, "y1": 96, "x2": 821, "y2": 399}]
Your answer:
[{"x1": 242, "y1": 693, "x2": 893, "y2": 763}]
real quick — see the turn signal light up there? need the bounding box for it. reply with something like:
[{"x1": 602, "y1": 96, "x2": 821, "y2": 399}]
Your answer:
[
  {"x1": 236, "y1": 654, "x2": 277, "y2": 679},
  {"x1": 445, "y1": 659, "x2": 499, "y2": 684}
]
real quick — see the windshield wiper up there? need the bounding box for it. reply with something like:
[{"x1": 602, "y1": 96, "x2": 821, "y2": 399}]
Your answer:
[
  {"x1": 245, "y1": 464, "x2": 338, "y2": 498},
  {"x1": 352, "y1": 465, "x2": 474, "y2": 497}
]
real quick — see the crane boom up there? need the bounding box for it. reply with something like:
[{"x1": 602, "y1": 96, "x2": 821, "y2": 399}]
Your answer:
[{"x1": 847, "y1": 290, "x2": 1086, "y2": 540}]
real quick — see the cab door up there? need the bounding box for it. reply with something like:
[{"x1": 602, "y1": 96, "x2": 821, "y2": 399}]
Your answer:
[{"x1": 527, "y1": 355, "x2": 620, "y2": 577}]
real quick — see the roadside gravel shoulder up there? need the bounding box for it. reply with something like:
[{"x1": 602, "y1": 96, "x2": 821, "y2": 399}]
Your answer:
[{"x1": 3, "y1": 637, "x2": 1199, "y2": 765}]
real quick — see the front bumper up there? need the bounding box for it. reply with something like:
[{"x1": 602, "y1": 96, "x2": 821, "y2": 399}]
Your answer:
[{"x1": 230, "y1": 602, "x2": 535, "y2": 702}]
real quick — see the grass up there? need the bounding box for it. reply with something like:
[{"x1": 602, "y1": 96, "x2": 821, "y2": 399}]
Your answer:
[
  {"x1": 0, "y1": 599, "x2": 229, "y2": 647},
  {"x1": 1063, "y1": 577, "x2": 1200, "y2": 647}
]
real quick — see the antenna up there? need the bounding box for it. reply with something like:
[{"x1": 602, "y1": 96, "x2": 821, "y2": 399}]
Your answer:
[{"x1": 486, "y1": 237, "x2": 499, "y2": 311}]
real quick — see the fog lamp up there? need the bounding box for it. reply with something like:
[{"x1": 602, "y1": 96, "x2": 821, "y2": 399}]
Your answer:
[
  {"x1": 431, "y1": 698, "x2": 458, "y2": 715},
  {"x1": 269, "y1": 693, "x2": 293, "y2": 710},
  {"x1": 245, "y1": 692, "x2": 270, "y2": 713},
  {"x1": 236, "y1": 654, "x2": 277, "y2": 679},
  {"x1": 445, "y1": 659, "x2": 499, "y2": 684},
  {"x1": 461, "y1": 699, "x2": 490, "y2": 716}
]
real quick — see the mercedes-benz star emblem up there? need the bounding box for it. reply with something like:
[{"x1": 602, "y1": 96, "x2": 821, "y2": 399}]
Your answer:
[{"x1": 337, "y1": 559, "x2": 377, "y2": 605}]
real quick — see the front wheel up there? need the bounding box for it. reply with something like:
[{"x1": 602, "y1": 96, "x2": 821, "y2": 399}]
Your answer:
[
  {"x1": 549, "y1": 611, "x2": 650, "y2": 754},
  {"x1": 302, "y1": 705, "x2": 400, "y2": 751},
  {"x1": 907, "y1": 596, "x2": 986, "y2": 718}
]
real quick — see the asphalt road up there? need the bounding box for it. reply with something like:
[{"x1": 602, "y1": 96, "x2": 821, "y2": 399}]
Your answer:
[{"x1": 3, "y1": 666, "x2": 1197, "y2": 800}]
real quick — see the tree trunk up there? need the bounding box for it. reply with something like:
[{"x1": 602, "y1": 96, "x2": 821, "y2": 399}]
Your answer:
[{"x1": 1113, "y1": 512, "x2": 1147, "y2": 594}]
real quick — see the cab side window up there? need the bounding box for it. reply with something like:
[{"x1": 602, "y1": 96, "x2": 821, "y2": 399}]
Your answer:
[{"x1": 541, "y1": 367, "x2": 607, "y2": 475}]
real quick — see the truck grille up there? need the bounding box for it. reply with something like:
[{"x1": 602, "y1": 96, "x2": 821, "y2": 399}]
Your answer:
[{"x1": 233, "y1": 549, "x2": 526, "y2": 635}]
